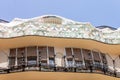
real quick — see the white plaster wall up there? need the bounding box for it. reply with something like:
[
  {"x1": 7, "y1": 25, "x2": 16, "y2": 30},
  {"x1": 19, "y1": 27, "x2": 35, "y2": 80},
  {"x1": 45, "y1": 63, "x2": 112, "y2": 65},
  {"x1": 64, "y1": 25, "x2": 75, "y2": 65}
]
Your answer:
[
  {"x1": 106, "y1": 54, "x2": 114, "y2": 72},
  {"x1": 55, "y1": 47, "x2": 65, "y2": 67},
  {"x1": 106, "y1": 54, "x2": 120, "y2": 73},
  {"x1": 115, "y1": 57, "x2": 120, "y2": 72},
  {"x1": 0, "y1": 49, "x2": 9, "y2": 68}
]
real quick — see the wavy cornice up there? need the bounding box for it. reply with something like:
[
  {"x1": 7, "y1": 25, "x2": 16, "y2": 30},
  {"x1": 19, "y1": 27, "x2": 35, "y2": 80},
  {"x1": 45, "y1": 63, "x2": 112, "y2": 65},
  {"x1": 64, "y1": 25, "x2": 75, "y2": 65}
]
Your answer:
[{"x1": 0, "y1": 15, "x2": 120, "y2": 44}]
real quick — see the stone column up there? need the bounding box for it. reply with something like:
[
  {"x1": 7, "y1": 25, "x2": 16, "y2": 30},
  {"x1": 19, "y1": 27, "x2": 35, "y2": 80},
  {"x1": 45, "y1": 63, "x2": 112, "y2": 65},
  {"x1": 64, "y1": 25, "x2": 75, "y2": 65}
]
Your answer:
[
  {"x1": 25, "y1": 47, "x2": 27, "y2": 66},
  {"x1": 53, "y1": 47, "x2": 56, "y2": 67},
  {"x1": 47, "y1": 46, "x2": 49, "y2": 66},
  {"x1": 98, "y1": 51, "x2": 103, "y2": 68},
  {"x1": 71, "y1": 48, "x2": 75, "y2": 67},
  {"x1": 64, "y1": 48, "x2": 67, "y2": 67},
  {"x1": 91, "y1": 50, "x2": 95, "y2": 65},
  {"x1": 7, "y1": 50, "x2": 10, "y2": 73},
  {"x1": 15, "y1": 48, "x2": 18, "y2": 66},
  {"x1": 36, "y1": 46, "x2": 39, "y2": 67},
  {"x1": 81, "y1": 48, "x2": 85, "y2": 67}
]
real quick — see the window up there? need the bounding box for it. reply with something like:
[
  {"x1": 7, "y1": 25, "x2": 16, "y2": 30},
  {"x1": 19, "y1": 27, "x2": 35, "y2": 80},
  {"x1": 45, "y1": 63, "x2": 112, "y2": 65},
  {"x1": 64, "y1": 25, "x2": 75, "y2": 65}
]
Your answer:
[
  {"x1": 94, "y1": 61, "x2": 101, "y2": 69},
  {"x1": 27, "y1": 57, "x2": 37, "y2": 66},
  {"x1": 67, "y1": 60, "x2": 73, "y2": 67},
  {"x1": 28, "y1": 60, "x2": 36, "y2": 66},
  {"x1": 88, "y1": 53, "x2": 92, "y2": 59},
  {"x1": 49, "y1": 58, "x2": 54, "y2": 67},
  {"x1": 75, "y1": 61, "x2": 82, "y2": 67}
]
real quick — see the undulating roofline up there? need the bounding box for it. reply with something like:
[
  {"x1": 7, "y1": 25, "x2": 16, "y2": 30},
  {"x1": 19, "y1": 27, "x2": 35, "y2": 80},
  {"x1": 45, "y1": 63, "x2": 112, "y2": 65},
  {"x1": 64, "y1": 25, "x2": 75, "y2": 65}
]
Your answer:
[{"x1": 0, "y1": 15, "x2": 120, "y2": 44}]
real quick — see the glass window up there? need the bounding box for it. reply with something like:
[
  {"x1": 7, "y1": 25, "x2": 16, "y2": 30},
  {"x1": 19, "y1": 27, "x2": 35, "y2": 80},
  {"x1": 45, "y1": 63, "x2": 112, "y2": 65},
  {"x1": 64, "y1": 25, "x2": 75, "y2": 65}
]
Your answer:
[
  {"x1": 67, "y1": 60, "x2": 73, "y2": 67},
  {"x1": 49, "y1": 58, "x2": 54, "y2": 67},
  {"x1": 75, "y1": 61, "x2": 82, "y2": 67},
  {"x1": 28, "y1": 60, "x2": 36, "y2": 66}
]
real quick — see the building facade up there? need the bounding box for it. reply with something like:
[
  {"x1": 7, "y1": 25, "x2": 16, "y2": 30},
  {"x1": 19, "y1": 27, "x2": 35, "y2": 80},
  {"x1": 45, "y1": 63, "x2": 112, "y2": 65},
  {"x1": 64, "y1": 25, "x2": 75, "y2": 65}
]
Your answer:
[{"x1": 0, "y1": 15, "x2": 120, "y2": 77}]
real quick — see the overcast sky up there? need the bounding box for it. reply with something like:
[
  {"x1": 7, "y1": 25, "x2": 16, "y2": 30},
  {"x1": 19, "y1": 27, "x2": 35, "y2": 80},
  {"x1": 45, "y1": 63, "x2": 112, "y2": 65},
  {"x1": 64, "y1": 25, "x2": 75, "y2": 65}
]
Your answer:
[{"x1": 0, "y1": 0, "x2": 120, "y2": 28}]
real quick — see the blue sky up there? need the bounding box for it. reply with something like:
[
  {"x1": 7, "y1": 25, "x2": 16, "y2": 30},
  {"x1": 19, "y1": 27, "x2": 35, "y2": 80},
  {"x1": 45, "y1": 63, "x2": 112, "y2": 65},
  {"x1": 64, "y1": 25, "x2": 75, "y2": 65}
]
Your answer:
[{"x1": 0, "y1": 0, "x2": 120, "y2": 28}]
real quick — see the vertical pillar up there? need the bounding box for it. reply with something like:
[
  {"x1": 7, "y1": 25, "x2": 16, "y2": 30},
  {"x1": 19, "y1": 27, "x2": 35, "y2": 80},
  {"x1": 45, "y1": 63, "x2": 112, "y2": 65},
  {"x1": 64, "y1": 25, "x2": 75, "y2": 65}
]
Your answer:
[
  {"x1": 7, "y1": 50, "x2": 10, "y2": 73},
  {"x1": 98, "y1": 51, "x2": 103, "y2": 68},
  {"x1": 64, "y1": 48, "x2": 67, "y2": 68},
  {"x1": 25, "y1": 47, "x2": 27, "y2": 66},
  {"x1": 113, "y1": 60, "x2": 116, "y2": 77},
  {"x1": 36, "y1": 46, "x2": 39, "y2": 67},
  {"x1": 21, "y1": 48, "x2": 25, "y2": 71},
  {"x1": 53, "y1": 47, "x2": 56, "y2": 71},
  {"x1": 53, "y1": 47, "x2": 56, "y2": 67},
  {"x1": 15, "y1": 48, "x2": 18, "y2": 66},
  {"x1": 91, "y1": 50, "x2": 95, "y2": 72},
  {"x1": 91, "y1": 50, "x2": 95, "y2": 65},
  {"x1": 47, "y1": 46, "x2": 49, "y2": 66},
  {"x1": 81, "y1": 48, "x2": 85, "y2": 67},
  {"x1": 7, "y1": 50, "x2": 10, "y2": 69},
  {"x1": 38, "y1": 46, "x2": 41, "y2": 71},
  {"x1": 71, "y1": 48, "x2": 75, "y2": 67}
]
